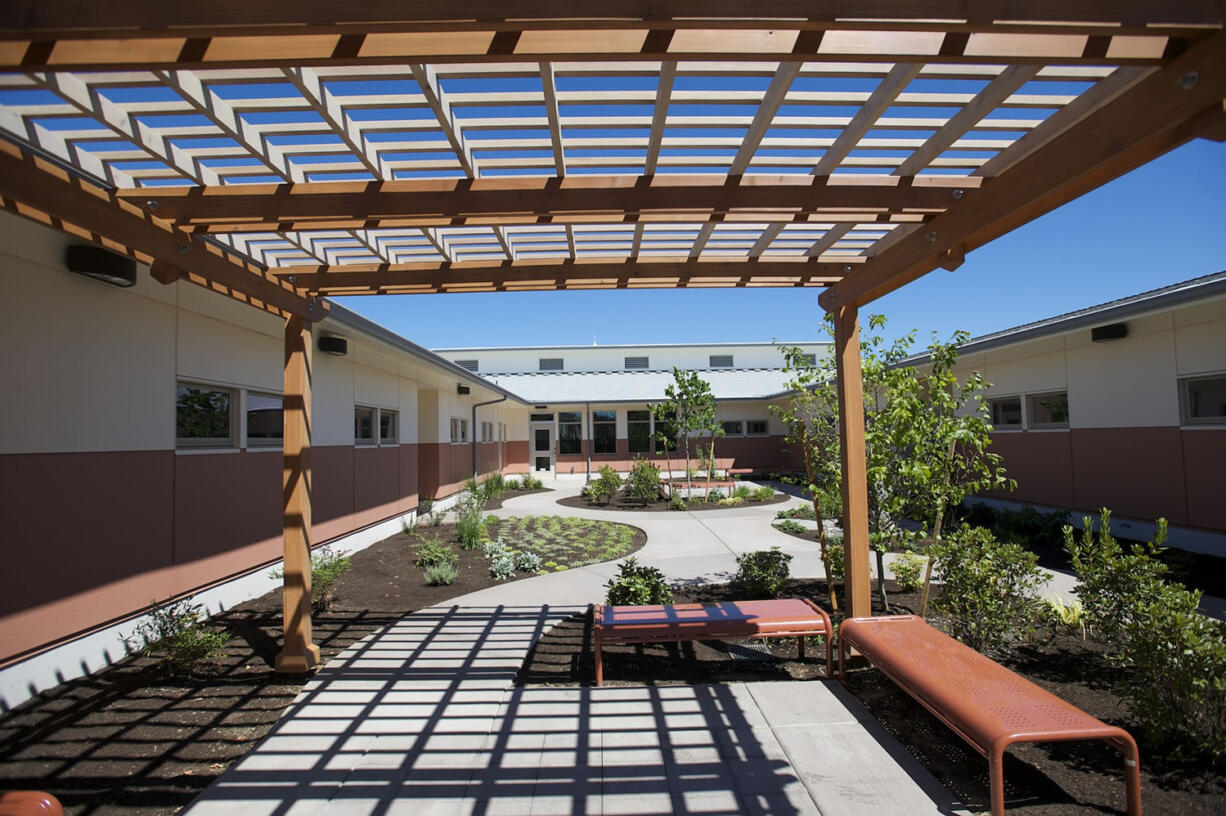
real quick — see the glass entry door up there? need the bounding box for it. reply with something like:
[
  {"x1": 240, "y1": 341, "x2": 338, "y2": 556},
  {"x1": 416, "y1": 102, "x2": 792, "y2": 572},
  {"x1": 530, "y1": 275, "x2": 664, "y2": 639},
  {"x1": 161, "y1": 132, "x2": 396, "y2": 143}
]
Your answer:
[{"x1": 531, "y1": 424, "x2": 553, "y2": 472}]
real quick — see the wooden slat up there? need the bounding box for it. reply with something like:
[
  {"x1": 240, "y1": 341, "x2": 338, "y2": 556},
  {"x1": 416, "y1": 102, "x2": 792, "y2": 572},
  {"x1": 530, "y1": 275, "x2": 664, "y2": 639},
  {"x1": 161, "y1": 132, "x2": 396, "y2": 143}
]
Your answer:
[
  {"x1": 412, "y1": 63, "x2": 477, "y2": 177},
  {"x1": 812, "y1": 64, "x2": 920, "y2": 175},
  {"x1": 123, "y1": 175, "x2": 973, "y2": 227},
  {"x1": 820, "y1": 28, "x2": 1226, "y2": 311},
  {"x1": 0, "y1": 140, "x2": 320, "y2": 319},
  {"x1": 804, "y1": 223, "x2": 854, "y2": 257},
  {"x1": 728, "y1": 62, "x2": 801, "y2": 176},
  {"x1": 540, "y1": 61, "x2": 566, "y2": 177},
  {"x1": 285, "y1": 66, "x2": 385, "y2": 179},
  {"x1": 645, "y1": 61, "x2": 676, "y2": 175},
  {"x1": 834, "y1": 302, "x2": 872, "y2": 619}
]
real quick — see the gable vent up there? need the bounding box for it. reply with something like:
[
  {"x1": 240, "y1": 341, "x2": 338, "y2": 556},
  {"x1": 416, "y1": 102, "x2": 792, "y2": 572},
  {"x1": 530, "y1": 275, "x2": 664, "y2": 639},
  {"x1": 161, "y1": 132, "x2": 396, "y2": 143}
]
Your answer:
[
  {"x1": 456, "y1": 359, "x2": 479, "y2": 372},
  {"x1": 539, "y1": 357, "x2": 564, "y2": 371},
  {"x1": 709, "y1": 354, "x2": 734, "y2": 368},
  {"x1": 624, "y1": 356, "x2": 649, "y2": 369}
]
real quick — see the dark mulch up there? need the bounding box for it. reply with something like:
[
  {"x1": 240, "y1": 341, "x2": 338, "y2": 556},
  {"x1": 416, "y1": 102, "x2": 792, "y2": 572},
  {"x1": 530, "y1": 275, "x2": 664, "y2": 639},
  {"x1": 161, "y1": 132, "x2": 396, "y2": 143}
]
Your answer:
[
  {"x1": 556, "y1": 487, "x2": 790, "y2": 513},
  {"x1": 0, "y1": 516, "x2": 643, "y2": 816},
  {"x1": 518, "y1": 578, "x2": 1225, "y2": 816}
]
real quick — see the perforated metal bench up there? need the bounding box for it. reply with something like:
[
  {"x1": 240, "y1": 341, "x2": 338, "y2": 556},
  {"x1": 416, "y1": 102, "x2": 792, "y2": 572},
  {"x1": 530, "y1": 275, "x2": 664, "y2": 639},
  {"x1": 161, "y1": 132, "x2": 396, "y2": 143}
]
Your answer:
[
  {"x1": 592, "y1": 598, "x2": 832, "y2": 686},
  {"x1": 838, "y1": 615, "x2": 1142, "y2": 816}
]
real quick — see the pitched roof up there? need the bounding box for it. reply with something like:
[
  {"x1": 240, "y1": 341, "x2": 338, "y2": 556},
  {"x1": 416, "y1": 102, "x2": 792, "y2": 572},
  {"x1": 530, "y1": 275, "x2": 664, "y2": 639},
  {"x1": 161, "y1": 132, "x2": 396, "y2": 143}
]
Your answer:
[{"x1": 480, "y1": 369, "x2": 798, "y2": 404}]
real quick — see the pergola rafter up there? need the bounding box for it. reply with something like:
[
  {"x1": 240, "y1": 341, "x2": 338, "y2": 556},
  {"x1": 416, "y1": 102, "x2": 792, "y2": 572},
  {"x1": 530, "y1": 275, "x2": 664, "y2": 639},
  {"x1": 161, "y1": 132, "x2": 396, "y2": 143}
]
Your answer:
[{"x1": 1, "y1": 0, "x2": 1221, "y2": 662}]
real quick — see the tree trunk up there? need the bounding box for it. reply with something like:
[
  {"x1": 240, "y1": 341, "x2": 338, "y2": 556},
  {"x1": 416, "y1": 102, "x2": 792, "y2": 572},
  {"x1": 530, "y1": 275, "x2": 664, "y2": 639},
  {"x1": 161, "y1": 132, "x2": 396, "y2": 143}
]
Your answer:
[
  {"x1": 918, "y1": 440, "x2": 956, "y2": 617},
  {"x1": 704, "y1": 440, "x2": 715, "y2": 501},
  {"x1": 804, "y1": 440, "x2": 838, "y2": 612},
  {"x1": 876, "y1": 546, "x2": 890, "y2": 612}
]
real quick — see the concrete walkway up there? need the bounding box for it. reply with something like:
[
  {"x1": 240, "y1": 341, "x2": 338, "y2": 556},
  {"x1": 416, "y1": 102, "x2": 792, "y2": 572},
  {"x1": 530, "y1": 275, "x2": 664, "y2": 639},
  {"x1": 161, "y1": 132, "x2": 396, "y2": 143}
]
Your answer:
[{"x1": 182, "y1": 477, "x2": 973, "y2": 816}]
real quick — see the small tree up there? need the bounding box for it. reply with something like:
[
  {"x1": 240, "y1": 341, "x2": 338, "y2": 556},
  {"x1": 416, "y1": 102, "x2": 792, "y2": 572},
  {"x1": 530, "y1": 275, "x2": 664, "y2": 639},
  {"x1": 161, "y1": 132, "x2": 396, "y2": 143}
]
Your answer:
[
  {"x1": 662, "y1": 367, "x2": 721, "y2": 490},
  {"x1": 651, "y1": 402, "x2": 679, "y2": 481},
  {"x1": 771, "y1": 343, "x2": 841, "y2": 611}
]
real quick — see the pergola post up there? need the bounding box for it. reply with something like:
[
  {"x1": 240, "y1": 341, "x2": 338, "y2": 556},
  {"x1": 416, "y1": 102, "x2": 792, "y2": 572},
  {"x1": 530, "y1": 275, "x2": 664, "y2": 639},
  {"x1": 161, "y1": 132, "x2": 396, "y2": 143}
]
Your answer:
[
  {"x1": 835, "y1": 304, "x2": 872, "y2": 619},
  {"x1": 275, "y1": 314, "x2": 321, "y2": 673}
]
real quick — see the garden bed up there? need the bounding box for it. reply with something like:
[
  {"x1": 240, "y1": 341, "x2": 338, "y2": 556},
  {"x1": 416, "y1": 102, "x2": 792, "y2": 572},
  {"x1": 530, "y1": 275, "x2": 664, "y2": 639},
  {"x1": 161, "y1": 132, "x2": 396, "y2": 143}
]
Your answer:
[
  {"x1": 0, "y1": 515, "x2": 644, "y2": 816},
  {"x1": 518, "y1": 579, "x2": 1225, "y2": 816},
  {"x1": 557, "y1": 486, "x2": 790, "y2": 513},
  {"x1": 480, "y1": 486, "x2": 551, "y2": 510}
]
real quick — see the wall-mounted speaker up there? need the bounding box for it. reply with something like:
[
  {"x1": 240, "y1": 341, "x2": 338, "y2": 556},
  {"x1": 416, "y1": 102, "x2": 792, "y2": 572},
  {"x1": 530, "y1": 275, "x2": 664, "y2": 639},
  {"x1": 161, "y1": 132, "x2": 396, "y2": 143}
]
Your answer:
[
  {"x1": 66, "y1": 245, "x2": 137, "y2": 288},
  {"x1": 318, "y1": 335, "x2": 348, "y2": 356},
  {"x1": 457, "y1": 384, "x2": 471, "y2": 395},
  {"x1": 1091, "y1": 322, "x2": 1128, "y2": 342}
]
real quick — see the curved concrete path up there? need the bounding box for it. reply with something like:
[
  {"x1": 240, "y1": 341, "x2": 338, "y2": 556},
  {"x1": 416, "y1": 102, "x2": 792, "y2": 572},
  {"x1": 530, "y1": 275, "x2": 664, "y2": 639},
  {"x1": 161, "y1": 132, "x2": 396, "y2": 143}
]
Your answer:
[{"x1": 182, "y1": 477, "x2": 973, "y2": 816}]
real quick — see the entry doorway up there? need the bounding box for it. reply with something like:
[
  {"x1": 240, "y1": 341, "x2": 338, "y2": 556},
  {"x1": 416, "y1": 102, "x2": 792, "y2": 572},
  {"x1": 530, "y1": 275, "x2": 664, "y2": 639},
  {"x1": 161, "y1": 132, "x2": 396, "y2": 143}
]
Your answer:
[{"x1": 530, "y1": 417, "x2": 554, "y2": 473}]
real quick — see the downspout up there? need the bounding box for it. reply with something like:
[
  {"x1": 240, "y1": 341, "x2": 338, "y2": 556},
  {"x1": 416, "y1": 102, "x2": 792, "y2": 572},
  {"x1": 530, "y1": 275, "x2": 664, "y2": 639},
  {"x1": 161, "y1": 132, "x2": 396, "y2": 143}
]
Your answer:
[{"x1": 472, "y1": 394, "x2": 508, "y2": 479}]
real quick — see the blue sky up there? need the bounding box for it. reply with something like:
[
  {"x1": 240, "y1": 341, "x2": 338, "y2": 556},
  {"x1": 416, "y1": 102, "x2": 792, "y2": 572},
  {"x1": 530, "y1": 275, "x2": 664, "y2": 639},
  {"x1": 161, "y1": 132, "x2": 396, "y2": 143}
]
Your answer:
[{"x1": 335, "y1": 138, "x2": 1225, "y2": 349}]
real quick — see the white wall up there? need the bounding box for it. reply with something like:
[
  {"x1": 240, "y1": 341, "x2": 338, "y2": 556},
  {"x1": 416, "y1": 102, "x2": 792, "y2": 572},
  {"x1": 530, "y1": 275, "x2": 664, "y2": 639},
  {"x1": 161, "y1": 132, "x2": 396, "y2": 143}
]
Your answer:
[{"x1": 436, "y1": 342, "x2": 830, "y2": 374}]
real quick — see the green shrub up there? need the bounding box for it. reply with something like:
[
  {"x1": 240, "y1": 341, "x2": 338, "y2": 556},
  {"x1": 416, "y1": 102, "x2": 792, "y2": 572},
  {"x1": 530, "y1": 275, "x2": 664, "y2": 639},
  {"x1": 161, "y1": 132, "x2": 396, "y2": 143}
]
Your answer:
[
  {"x1": 825, "y1": 537, "x2": 845, "y2": 580},
  {"x1": 489, "y1": 551, "x2": 515, "y2": 580},
  {"x1": 126, "y1": 599, "x2": 229, "y2": 675},
  {"x1": 414, "y1": 539, "x2": 457, "y2": 569},
  {"x1": 605, "y1": 557, "x2": 673, "y2": 605},
  {"x1": 706, "y1": 488, "x2": 724, "y2": 502},
  {"x1": 627, "y1": 456, "x2": 661, "y2": 504},
  {"x1": 514, "y1": 551, "x2": 542, "y2": 572},
  {"x1": 310, "y1": 546, "x2": 351, "y2": 611},
  {"x1": 732, "y1": 484, "x2": 753, "y2": 501},
  {"x1": 1066, "y1": 510, "x2": 1226, "y2": 760},
  {"x1": 503, "y1": 477, "x2": 520, "y2": 491},
  {"x1": 419, "y1": 498, "x2": 434, "y2": 516},
  {"x1": 752, "y1": 486, "x2": 775, "y2": 502},
  {"x1": 483, "y1": 538, "x2": 507, "y2": 560},
  {"x1": 773, "y1": 519, "x2": 807, "y2": 536},
  {"x1": 521, "y1": 473, "x2": 543, "y2": 490},
  {"x1": 668, "y1": 491, "x2": 687, "y2": 511},
  {"x1": 463, "y1": 476, "x2": 480, "y2": 495},
  {"x1": 455, "y1": 491, "x2": 487, "y2": 549},
  {"x1": 890, "y1": 552, "x2": 926, "y2": 593},
  {"x1": 1045, "y1": 595, "x2": 1086, "y2": 639},
  {"x1": 718, "y1": 497, "x2": 744, "y2": 506},
  {"x1": 932, "y1": 526, "x2": 1044, "y2": 653},
  {"x1": 481, "y1": 472, "x2": 506, "y2": 500},
  {"x1": 776, "y1": 505, "x2": 815, "y2": 520},
  {"x1": 424, "y1": 561, "x2": 459, "y2": 586},
  {"x1": 733, "y1": 547, "x2": 793, "y2": 599},
  {"x1": 817, "y1": 486, "x2": 842, "y2": 522},
  {"x1": 587, "y1": 465, "x2": 623, "y2": 504}
]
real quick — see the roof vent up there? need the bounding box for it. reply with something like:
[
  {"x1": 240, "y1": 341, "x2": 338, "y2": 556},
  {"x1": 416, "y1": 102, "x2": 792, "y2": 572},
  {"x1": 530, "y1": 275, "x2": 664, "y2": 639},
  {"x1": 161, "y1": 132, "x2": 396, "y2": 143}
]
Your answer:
[
  {"x1": 624, "y1": 356, "x2": 649, "y2": 369},
  {"x1": 456, "y1": 359, "x2": 479, "y2": 371},
  {"x1": 709, "y1": 354, "x2": 734, "y2": 368},
  {"x1": 539, "y1": 357, "x2": 564, "y2": 371},
  {"x1": 1091, "y1": 323, "x2": 1128, "y2": 342}
]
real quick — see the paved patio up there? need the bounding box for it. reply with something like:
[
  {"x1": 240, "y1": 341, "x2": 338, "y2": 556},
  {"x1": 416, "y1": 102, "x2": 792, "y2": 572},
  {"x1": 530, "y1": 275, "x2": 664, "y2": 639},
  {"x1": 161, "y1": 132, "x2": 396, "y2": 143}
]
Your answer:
[{"x1": 182, "y1": 479, "x2": 973, "y2": 815}]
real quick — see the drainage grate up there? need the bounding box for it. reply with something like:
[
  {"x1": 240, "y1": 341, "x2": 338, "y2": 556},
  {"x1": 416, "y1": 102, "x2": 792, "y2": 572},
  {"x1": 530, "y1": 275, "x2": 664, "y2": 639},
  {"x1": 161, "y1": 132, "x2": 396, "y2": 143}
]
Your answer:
[{"x1": 725, "y1": 642, "x2": 775, "y2": 662}]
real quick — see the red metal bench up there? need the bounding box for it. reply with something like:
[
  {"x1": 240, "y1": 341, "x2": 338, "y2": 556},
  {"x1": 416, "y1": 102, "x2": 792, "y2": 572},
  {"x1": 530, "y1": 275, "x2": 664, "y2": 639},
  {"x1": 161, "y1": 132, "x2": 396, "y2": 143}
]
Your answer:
[
  {"x1": 0, "y1": 792, "x2": 64, "y2": 816},
  {"x1": 592, "y1": 598, "x2": 832, "y2": 686},
  {"x1": 838, "y1": 615, "x2": 1141, "y2": 816}
]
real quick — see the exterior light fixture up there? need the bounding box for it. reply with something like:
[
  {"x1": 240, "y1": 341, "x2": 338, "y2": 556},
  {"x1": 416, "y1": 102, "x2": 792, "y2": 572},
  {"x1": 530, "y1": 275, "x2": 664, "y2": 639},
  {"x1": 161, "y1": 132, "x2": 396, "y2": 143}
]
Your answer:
[{"x1": 65, "y1": 245, "x2": 137, "y2": 288}]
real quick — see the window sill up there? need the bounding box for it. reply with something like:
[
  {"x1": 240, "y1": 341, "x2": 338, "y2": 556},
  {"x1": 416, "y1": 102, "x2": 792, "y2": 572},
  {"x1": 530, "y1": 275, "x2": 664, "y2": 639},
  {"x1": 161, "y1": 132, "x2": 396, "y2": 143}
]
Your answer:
[
  {"x1": 175, "y1": 446, "x2": 240, "y2": 455},
  {"x1": 1027, "y1": 426, "x2": 1070, "y2": 432},
  {"x1": 1181, "y1": 423, "x2": 1226, "y2": 430}
]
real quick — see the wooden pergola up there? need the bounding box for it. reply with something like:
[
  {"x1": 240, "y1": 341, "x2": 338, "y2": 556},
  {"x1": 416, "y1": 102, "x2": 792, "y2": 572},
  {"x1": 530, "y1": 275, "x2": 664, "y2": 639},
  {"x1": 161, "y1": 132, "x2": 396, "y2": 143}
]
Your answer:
[{"x1": 1, "y1": 2, "x2": 1223, "y2": 671}]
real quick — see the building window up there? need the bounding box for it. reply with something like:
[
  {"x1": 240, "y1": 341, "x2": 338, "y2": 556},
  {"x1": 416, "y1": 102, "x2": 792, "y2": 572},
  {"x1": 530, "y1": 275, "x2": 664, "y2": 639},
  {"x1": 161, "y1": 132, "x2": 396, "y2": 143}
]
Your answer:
[
  {"x1": 355, "y1": 406, "x2": 376, "y2": 443},
  {"x1": 627, "y1": 409, "x2": 651, "y2": 454},
  {"x1": 746, "y1": 419, "x2": 769, "y2": 436},
  {"x1": 709, "y1": 354, "x2": 734, "y2": 368},
  {"x1": 456, "y1": 359, "x2": 479, "y2": 372},
  {"x1": 593, "y1": 410, "x2": 616, "y2": 454},
  {"x1": 450, "y1": 417, "x2": 469, "y2": 443},
  {"x1": 989, "y1": 396, "x2": 1022, "y2": 428},
  {"x1": 1027, "y1": 391, "x2": 1069, "y2": 428},
  {"x1": 246, "y1": 391, "x2": 283, "y2": 446},
  {"x1": 800, "y1": 353, "x2": 817, "y2": 366},
  {"x1": 539, "y1": 357, "x2": 564, "y2": 371},
  {"x1": 530, "y1": 413, "x2": 553, "y2": 422},
  {"x1": 559, "y1": 411, "x2": 582, "y2": 454},
  {"x1": 721, "y1": 420, "x2": 744, "y2": 436},
  {"x1": 624, "y1": 356, "x2": 649, "y2": 370},
  {"x1": 1182, "y1": 374, "x2": 1226, "y2": 425},
  {"x1": 176, "y1": 382, "x2": 235, "y2": 447},
  {"x1": 380, "y1": 409, "x2": 398, "y2": 444},
  {"x1": 481, "y1": 421, "x2": 494, "y2": 443}
]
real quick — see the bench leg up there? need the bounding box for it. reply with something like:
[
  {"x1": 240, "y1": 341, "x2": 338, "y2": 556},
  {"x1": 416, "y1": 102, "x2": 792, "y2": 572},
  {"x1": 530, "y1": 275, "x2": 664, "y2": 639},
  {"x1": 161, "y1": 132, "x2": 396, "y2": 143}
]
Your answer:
[
  {"x1": 797, "y1": 635, "x2": 805, "y2": 659},
  {"x1": 838, "y1": 634, "x2": 848, "y2": 683},
  {"x1": 824, "y1": 631, "x2": 833, "y2": 680},
  {"x1": 989, "y1": 748, "x2": 1006, "y2": 816},
  {"x1": 1117, "y1": 735, "x2": 1143, "y2": 816},
  {"x1": 594, "y1": 639, "x2": 603, "y2": 687}
]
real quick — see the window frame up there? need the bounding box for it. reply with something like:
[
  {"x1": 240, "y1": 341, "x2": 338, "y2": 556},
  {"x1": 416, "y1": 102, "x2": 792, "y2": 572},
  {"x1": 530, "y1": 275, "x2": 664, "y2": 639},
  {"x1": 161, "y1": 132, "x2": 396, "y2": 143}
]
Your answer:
[
  {"x1": 558, "y1": 411, "x2": 582, "y2": 455},
  {"x1": 379, "y1": 408, "x2": 399, "y2": 445},
  {"x1": 592, "y1": 409, "x2": 617, "y2": 455},
  {"x1": 1180, "y1": 373, "x2": 1226, "y2": 426},
  {"x1": 746, "y1": 419, "x2": 769, "y2": 436},
  {"x1": 627, "y1": 409, "x2": 651, "y2": 454},
  {"x1": 721, "y1": 420, "x2": 744, "y2": 436},
  {"x1": 450, "y1": 416, "x2": 469, "y2": 444},
  {"x1": 175, "y1": 381, "x2": 238, "y2": 449},
  {"x1": 1026, "y1": 391, "x2": 1070, "y2": 429},
  {"x1": 988, "y1": 395, "x2": 1023, "y2": 430},
  {"x1": 354, "y1": 405, "x2": 377, "y2": 445},
  {"x1": 245, "y1": 390, "x2": 284, "y2": 448}
]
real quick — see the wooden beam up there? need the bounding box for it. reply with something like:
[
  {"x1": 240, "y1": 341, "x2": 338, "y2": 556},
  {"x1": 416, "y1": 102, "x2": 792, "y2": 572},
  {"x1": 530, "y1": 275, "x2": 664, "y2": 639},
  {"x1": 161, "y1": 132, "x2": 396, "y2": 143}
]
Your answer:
[
  {"x1": 835, "y1": 302, "x2": 872, "y2": 619},
  {"x1": 276, "y1": 314, "x2": 321, "y2": 674},
  {"x1": 728, "y1": 62, "x2": 801, "y2": 176},
  {"x1": 278, "y1": 258, "x2": 849, "y2": 292},
  {"x1": 645, "y1": 62, "x2": 676, "y2": 176},
  {"x1": 0, "y1": 141, "x2": 321, "y2": 319},
  {"x1": 2, "y1": 4, "x2": 1216, "y2": 71},
  {"x1": 812, "y1": 64, "x2": 920, "y2": 176},
  {"x1": 149, "y1": 258, "x2": 184, "y2": 284},
  {"x1": 540, "y1": 61, "x2": 566, "y2": 177},
  {"x1": 412, "y1": 63, "x2": 476, "y2": 178},
  {"x1": 123, "y1": 175, "x2": 974, "y2": 229},
  {"x1": 820, "y1": 28, "x2": 1226, "y2": 312},
  {"x1": 286, "y1": 66, "x2": 385, "y2": 180}
]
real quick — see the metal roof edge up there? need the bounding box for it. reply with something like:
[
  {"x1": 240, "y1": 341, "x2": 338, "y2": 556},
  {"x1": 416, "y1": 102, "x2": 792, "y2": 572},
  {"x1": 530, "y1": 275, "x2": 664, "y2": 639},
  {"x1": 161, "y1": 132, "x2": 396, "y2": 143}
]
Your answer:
[
  {"x1": 902, "y1": 271, "x2": 1226, "y2": 367},
  {"x1": 432, "y1": 340, "x2": 830, "y2": 352},
  {"x1": 319, "y1": 299, "x2": 529, "y2": 404}
]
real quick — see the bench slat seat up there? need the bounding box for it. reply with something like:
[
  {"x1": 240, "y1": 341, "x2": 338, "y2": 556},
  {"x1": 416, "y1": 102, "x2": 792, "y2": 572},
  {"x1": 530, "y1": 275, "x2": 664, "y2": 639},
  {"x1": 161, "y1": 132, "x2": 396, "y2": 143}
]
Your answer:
[
  {"x1": 839, "y1": 615, "x2": 1141, "y2": 816},
  {"x1": 593, "y1": 598, "x2": 831, "y2": 686}
]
